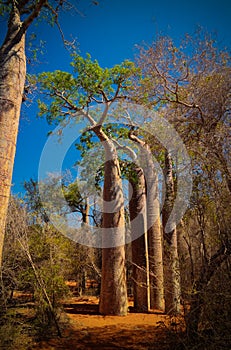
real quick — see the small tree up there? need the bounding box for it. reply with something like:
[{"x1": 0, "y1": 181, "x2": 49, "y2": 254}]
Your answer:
[{"x1": 2, "y1": 196, "x2": 77, "y2": 335}]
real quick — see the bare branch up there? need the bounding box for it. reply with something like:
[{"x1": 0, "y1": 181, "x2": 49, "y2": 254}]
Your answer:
[
  {"x1": 113, "y1": 138, "x2": 137, "y2": 161},
  {"x1": 97, "y1": 102, "x2": 111, "y2": 126},
  {"x1": 21, "y1": 0, "x2": 46, "y2": 32},
  {"x1": 128, "y1": 130, "x2": 146, "y2": 148}
]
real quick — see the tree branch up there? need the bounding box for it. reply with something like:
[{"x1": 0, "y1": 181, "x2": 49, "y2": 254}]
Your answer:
[
  {"x1": 21, "y1": 0, "x2": 47, "y2": 32},
  {"x1": 112, "y1": 138, "x2": 137, "y2": 161},
  {"x1": 128, "y1": 130, "x2": 146, "y2": 148},
  {"x1": 97, "y1": 101, "x2": 111, "y2": 126}
]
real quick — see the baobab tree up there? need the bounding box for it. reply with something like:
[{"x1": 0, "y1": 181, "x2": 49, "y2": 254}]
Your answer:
[
  {"x1": 0, "y1": 0, "x2": 86, "y2": 268},
  {"x1": 74, "y1": 124, "x2": 151, "y2": 312},
  {"x1": 134, "y1": 29, "x2": 231, "y2": 335},
  {"x1": 129, "y1": 130, "x2": 165, "y2": 311},
  {"x1": 128, "y1": 163, "x2": 149, "y2": 312},
  {"x1": 36, "y1": 54, "x2": 137, "y2": 315},
  {"x1": 162, "y1": 151, "x2": 181, "y2": 314}
]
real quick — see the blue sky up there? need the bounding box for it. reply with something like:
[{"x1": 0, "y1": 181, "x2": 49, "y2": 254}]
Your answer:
[{"x1": 1, "y1": 0, "x2": 231, "y2": 195}]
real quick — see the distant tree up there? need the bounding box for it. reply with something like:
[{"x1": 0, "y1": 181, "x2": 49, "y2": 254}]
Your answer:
[
  {"x1": 24, "y1": 178, "x2": 50, "y2": 223},
  {"x1": 63, "y1": 181, "x2": 90, "y2": 225}
]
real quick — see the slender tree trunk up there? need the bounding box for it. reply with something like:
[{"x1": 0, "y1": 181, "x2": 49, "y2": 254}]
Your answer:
[
  {"x1": 129, "y1": 165, "x2": 149, "y2": 312},
  {"x1": 18, "y1": 237, "x2": 62, "y2": 337},
  {"x1": 93, "y1": 127, "x2": 127, "y2": 315},
  {"x1": 146, "y1": 160, "x2": 165, "y2": 311},
  {"x1": 81, "y1": 197, "x2": 92, "y2": 295},
  {"x1": 142, "y1": 143, "x2": 164, "y2": 311},
  {"x1": 82, "y1": 198, "x2": 90, "y2": 225},
  {"x1": 177, "y1": 221, "x2": 192, "y2": 302},
  {"x1": 162, "y1": 151, "x2": 181, "y2": 314},
  {"x1": 0, "y1": 9, "x2": 26, "y2": 267}
]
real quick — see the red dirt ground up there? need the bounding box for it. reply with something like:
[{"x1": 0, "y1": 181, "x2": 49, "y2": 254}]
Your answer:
[{"x1": 31, "y1": 296, "x2": 184, "y2": 350}]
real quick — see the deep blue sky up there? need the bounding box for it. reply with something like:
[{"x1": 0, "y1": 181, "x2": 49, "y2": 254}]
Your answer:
[{"x1": 1, "y1": 0, "x2": 231, "y2": 194}]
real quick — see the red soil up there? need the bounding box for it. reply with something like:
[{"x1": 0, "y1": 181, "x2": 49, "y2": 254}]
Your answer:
[{"x1": 32, "y1": 296, "x2": 183, "y2": 350}]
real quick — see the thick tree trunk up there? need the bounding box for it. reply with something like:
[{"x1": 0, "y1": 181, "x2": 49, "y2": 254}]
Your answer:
[
  {"x1": 129, "y1": 165, "x2": 149, "y2": 312},
  {"x1": 94, "y1": 127, "x2": 127, "y2": 315},
  {"x1": 162, "y1": 151, "x2": 181, "y2": 314},
  {"x1": 0, "y1": 9, "x2": 26, "y2": 267}
]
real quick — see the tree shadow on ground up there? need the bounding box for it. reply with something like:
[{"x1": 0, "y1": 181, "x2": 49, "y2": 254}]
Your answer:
[
  {"x1": 63, "y1": 302, "x2": 99, "y2": 315},
  {"x1": 38, "y1": 325, "x2": 181, "y2": 350}
]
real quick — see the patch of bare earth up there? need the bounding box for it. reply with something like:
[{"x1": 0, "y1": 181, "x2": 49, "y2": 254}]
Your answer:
[{"x1": 32, "y1": 297, "x2": 183, "y2": 350}]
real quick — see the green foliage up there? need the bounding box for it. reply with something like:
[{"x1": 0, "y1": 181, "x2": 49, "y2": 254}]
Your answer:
[
  {"x1": 76, "y1": 129, "x2": 97, "y2": 157},
  {"x1": 2, "y1": 198, "x2": 74, "y2": 323},
  {"x1": 24, "y1": 178, "x2": 49, "y2": 223},
  {"x1": 0, "y1": 312, "x2": 32, "y2": 350},
  {"x1": 27, "y1": 33, "x2": 46, "y2": 62},
  {"x1": 201, "y1": 262, "x2": 231, "y2": 347},
  {"x1": 62, "y1": 181, "x2": 83, "y2": 211},
  {"x1": 37, "y1": 53, "x2": 137, "y2": 125},
  {"x1": 0, "y1": 2, "x2": 10, "y2": 18},
  {"x1": 71, "y1": 53, "x2": 136, "y2": 97}
]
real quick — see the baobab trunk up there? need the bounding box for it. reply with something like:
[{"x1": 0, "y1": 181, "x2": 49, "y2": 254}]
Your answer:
[
  {"x1": 0, "y1": 9, "x2": 26, "y2": 267},
  {"x1": 94, "y1": 127, "x2": 127, "y2": 315},
  {"x1": 129, "y1": 165, "x2": 149, "y2": 312},
  {"x1": 146, "y1": 159, "x2": 165, "y2": 311},
  {"x1": 162, "y1": 151, "x2": 181, "y2": 314},
  {"x1": 129, "y1": 132, "x2": 165, "y2": 311}
]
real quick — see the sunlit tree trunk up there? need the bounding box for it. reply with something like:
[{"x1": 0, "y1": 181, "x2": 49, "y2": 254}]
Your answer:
[
  {"x1": 146, "y1": 157, "x2": 165, "y2": 311},
  {"x1": 82, "y1": 198, "x2": 90, "y2": 225},
  {"x1": 0, "y1": 0, "x2": 46, "y2": 268},
  {"x1": 94, "y1": 127, "x2": 127, "y2": 316},
  {"x1": 162, "y1": 151, "x2": 181, "y2": 314},
  {"x1": 0, "y1": 8, "x2": 26, "y2": 267},
  {"x1": 129, "y1": 165, "x2": 149, "y2": 312}
]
